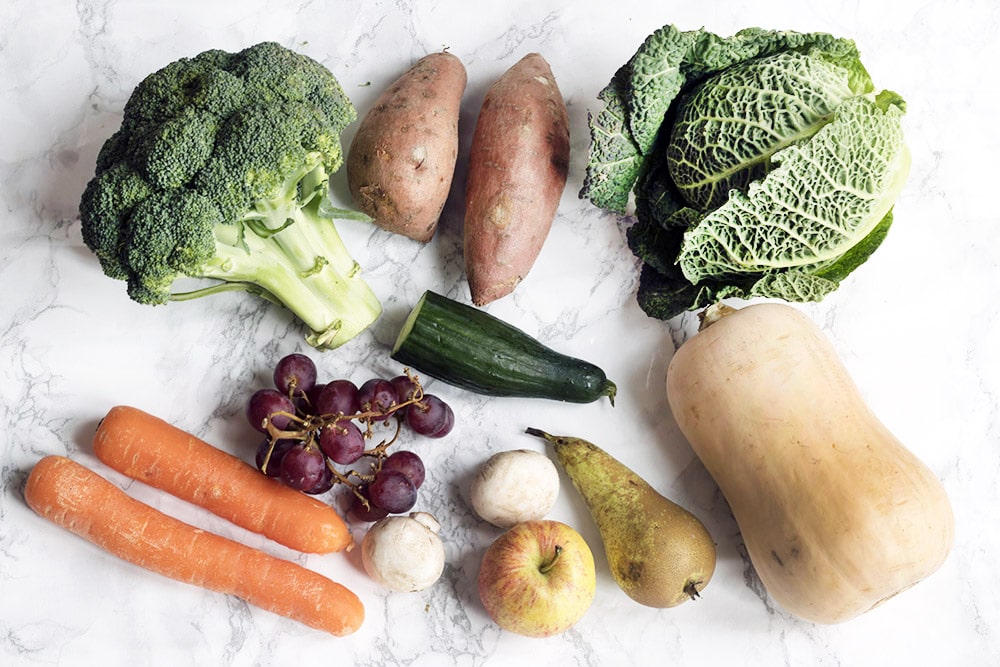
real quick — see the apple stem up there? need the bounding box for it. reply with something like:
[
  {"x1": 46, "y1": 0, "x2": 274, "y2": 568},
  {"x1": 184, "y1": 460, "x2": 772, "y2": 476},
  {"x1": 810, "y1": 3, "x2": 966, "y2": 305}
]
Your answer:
[{"x1": 539, "y1": 545, "x2": 563, "y2": 575}]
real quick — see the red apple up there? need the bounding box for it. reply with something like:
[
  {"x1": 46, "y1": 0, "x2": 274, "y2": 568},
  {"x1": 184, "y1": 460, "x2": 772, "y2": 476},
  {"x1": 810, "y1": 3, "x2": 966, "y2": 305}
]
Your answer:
[{"x1": 478, "y1": 520, "x2": 596, "y2": 637}]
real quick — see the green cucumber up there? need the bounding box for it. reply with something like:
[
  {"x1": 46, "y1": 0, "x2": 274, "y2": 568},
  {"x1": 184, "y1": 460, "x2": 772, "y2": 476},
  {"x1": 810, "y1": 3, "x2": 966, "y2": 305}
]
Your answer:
[{"x1": 391, "y1": 291, "x2": 616, "y2": 405}]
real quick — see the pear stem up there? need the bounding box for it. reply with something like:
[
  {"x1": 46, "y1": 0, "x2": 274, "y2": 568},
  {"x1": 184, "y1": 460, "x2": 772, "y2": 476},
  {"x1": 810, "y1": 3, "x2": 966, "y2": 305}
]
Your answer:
[
  {"x1": 524, "y1": 427, "x2": 551, "y2": 440},
  {"x1": 539, "y1": 545, "x2": 563, "y2": 575}
]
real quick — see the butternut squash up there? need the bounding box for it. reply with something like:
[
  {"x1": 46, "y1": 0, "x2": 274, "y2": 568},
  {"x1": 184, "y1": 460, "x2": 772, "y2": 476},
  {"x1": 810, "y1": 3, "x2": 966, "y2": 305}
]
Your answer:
[{"x1": 665, "y1": 303, "x2": 953, "y2": 624}]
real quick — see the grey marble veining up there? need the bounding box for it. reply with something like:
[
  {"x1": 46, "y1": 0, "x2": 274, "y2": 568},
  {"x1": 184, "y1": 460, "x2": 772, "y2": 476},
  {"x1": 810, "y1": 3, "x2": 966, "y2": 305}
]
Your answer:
[{"x1": 2, "y1": 0, "x2": 998, "y2": 664}]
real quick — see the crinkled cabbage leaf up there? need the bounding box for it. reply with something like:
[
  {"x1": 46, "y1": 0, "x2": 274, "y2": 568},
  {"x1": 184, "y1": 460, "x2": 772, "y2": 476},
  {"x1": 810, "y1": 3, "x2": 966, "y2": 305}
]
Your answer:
[{"x1": 581, "y1": 25, "x2": 910, "y2": 320}]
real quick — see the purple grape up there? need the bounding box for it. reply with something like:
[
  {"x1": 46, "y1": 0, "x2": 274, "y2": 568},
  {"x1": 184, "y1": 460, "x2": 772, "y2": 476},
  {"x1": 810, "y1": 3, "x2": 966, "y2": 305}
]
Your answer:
[
  {"x1": 405, "y1": 394, "x2": 453, "y2": 437},
  {"x1": 315, "y1": 379, "x2": 360, "y2": 416},
  {"x1": 299, "y1": 382, "x2": 326, "y2": 415},
  {"x1": 273, "y1": 353, "x2": 317, "y2": 397},
  {"x1": 279, "y1": 445, "x2": 328, "y2": 492},
  {"x1": 382, "y1": 450, "x2": 425, "y2": 489},
  {"x1": 389, "y1": 375, "x2": 420, "y2": 415},
  {"x1": 430, "y1": 402, "x2": 455, "y2": 438},
  {"x1": 255, "y1": 438, "x2": 297, "y2": 477},
  {"x1": 318, "y1": 420, "x2": 366, "y2": 465},
  {"x1": 303, "y1": 464, "x2": 333, "y2": 495},
  {"x1": 348, "y1": 486, "x2": 389, "y2": 522},
  {"x1": 368, "y1": 469, "x2": 417, "y2": 514},
  {"x1": 246, "y1": 389, "x2": 296, "y2": 433},
  {"x1": 358, "y1": 378, "x2": 399, "y2": 421}
]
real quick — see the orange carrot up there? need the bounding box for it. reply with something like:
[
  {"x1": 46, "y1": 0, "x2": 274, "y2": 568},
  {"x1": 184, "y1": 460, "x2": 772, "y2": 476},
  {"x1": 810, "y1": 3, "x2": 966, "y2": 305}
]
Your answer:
[
  {"x1": 92, "y1": 405, "x2": 350, "y2": 554},
  {"x1": 25, "y1": 456, "x2": 364, "y2": 636}
]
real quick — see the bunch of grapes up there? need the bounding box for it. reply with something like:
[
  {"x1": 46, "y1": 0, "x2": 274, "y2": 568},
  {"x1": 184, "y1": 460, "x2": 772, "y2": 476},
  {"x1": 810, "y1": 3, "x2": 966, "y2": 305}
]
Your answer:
[{"x1": 245, "y1": 353, "x2": 455, "y2": 520}]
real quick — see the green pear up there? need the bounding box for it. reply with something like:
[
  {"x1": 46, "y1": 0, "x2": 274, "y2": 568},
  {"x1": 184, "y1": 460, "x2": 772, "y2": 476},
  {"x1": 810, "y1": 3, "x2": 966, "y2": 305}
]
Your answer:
[{"x1": 526, "y1": 428, "x2": 716, "y2": 608}]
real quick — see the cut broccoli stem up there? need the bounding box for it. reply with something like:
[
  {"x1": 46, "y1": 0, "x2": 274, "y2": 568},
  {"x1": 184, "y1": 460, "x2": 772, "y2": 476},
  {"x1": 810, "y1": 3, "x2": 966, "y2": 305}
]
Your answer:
[{"x1": 195, "y1": 165, "x2": 382, "y2": 349}]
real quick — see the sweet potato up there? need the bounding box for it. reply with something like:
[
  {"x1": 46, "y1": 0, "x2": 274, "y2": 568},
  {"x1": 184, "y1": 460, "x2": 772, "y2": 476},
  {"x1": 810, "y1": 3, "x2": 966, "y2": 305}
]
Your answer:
[
  {"x1": 347, "y1": 52, "x2": 467, "y2": 242},
  {"x1": 463, "y1": 53, "x2": 570, "y2": 306}
]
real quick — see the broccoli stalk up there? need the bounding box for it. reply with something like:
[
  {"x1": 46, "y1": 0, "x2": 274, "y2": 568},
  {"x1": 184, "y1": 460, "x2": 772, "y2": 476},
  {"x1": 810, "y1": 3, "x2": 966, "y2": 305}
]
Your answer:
[
  {"x1": 173, "y1": 160, "x2": 381, "y2": 348},
  {"x1": 78, "y1": 42, "x2": 382, "y2": 349}
]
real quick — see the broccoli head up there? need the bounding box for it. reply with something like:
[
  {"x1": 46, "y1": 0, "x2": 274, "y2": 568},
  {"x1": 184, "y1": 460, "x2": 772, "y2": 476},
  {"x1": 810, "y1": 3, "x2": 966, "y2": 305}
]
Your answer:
[{"x1": 79, "y1": 42, "x2": 381, "y2": 349}]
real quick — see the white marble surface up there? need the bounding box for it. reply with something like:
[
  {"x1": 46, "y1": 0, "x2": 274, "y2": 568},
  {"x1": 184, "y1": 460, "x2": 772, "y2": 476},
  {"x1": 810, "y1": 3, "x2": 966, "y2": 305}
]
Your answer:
[{"x1": 2, "y1": 0, "x2": 998, "y2": 664}]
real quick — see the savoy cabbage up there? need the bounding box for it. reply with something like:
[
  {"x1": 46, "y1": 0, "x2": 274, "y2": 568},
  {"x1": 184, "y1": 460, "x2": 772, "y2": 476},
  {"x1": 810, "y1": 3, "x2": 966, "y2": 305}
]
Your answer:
[{"x1": 581, "y1": 26, "x2": 910, "y2": 320}]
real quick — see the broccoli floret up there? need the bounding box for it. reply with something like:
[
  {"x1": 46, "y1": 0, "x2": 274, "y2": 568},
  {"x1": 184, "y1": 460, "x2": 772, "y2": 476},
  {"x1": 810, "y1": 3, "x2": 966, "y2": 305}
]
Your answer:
[{"x1": 79, "y1": 42, "x2": 381, "y2": 349}]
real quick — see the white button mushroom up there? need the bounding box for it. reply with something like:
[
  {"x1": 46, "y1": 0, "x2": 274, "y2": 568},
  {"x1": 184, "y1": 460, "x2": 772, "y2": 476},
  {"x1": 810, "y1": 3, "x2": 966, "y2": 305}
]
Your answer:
[
  {"x1": 470, "y1": 449, "x2": 560, "y2": 528},
  {"x1": 361, "y1": 512, "x2": 446, "y2": 592}
]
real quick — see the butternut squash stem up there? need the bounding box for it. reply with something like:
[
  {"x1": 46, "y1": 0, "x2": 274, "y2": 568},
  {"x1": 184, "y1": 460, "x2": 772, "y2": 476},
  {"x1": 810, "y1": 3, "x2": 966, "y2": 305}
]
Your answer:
[{"x1": 697, "y1": 303, "x2": 738, "y2": 331}]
